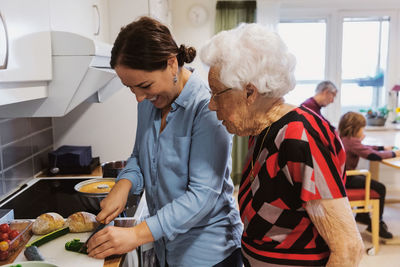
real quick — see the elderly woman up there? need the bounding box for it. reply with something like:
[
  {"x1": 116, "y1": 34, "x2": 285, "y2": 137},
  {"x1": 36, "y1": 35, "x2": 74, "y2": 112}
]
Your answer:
[{"x1": 200, "y1": 24, "x2": 364, "y2": 266}]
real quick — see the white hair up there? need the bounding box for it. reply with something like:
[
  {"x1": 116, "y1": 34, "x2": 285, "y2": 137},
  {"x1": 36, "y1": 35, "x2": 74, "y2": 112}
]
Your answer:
[{"x1": 200, "y1": 23, "x2": 296, "y2": 97}]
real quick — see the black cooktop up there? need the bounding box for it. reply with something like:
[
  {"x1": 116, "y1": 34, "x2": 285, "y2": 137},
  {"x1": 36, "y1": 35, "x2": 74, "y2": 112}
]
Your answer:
[{"x1": 0, "y1": 179, "x2": 140, "y2": 219}]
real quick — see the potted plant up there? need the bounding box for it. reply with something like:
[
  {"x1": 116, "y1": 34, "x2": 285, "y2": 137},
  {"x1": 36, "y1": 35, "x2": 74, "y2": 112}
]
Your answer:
[{"x1": 360, "y1": 106, "x2": 389, "y2": 126}]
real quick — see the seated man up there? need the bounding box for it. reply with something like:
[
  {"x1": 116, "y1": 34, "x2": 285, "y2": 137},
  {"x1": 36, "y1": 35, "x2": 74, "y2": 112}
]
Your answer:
[{"x1": 301, "y1": 80, "x2": 338, "y2": 120}]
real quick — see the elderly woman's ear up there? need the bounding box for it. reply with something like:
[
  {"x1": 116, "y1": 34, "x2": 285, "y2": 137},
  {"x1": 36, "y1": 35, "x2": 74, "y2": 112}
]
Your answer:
[{"x1": 245, "y1": 83, "x2": 260, "y2": 105}]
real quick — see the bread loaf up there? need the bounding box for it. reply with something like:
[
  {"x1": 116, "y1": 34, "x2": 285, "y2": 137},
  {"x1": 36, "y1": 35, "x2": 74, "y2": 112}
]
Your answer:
[
  {"x1": 32, "y1": 212, "x2": 65, "y2": 235},
  {"x1": 66, "y1": 211, "x2": 99, "y2": 233}
]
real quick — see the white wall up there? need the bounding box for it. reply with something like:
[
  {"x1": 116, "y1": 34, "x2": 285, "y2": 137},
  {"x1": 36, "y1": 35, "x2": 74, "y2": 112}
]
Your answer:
[
  {"x1": 171, "y1": 0, "x2": 280, "y2": 82},
  {"x1": 53, "y1": 88, "x2": 138, "y2": 163}
]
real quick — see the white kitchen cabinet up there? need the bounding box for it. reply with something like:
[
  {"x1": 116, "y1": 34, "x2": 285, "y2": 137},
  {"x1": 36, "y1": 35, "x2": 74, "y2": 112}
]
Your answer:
[
  {"x1": 49, "y1": 0, "x2": 110, "y2": 43},
  {"x1": 0, "y1": 0, "x2": 52, "y2": 105},
  {"x1": 0, "y1": 0, "x2": 51, "y2": 83}
]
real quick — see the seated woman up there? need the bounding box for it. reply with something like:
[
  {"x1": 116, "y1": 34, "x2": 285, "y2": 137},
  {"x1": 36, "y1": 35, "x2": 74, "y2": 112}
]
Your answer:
[
  {"x1": 201, "y1": 23, "x2": 364, "y2": 267},
  {"x1": 338, "y1": 111, "x2": 400, "y2": 239}
]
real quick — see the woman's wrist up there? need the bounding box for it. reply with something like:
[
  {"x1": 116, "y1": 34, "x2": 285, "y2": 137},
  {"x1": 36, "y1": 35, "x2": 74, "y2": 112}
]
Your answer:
[{"x1": 132, "y1": 221, "x2": 155, "y2": 247}]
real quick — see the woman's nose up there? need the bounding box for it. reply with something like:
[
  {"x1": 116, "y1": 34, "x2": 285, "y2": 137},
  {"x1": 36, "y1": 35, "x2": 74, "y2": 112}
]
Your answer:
[{"x1": 130, "y1": 88, "x2": 146, "y2": 102}]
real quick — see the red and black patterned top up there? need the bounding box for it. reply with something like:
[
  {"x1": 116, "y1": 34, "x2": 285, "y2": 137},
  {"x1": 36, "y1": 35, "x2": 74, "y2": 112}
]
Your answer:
[{"x1": 239, "y1": 106, "x2": 347, "y2": 266}]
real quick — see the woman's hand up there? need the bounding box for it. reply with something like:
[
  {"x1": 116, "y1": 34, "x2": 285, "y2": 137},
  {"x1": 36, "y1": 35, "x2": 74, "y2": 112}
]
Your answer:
[
  {"x1": 87, "y1": 222, "x2": 155, "y2": 259},
  {"x1": 96, "y1": 179, "x2": 132, "y2": 224},
  {"x1": 394, "y1": 149, "x2": 400, "y2": 157},
  {"x1": 87, "y1": 226, "x2": 138, "y2": 258}
]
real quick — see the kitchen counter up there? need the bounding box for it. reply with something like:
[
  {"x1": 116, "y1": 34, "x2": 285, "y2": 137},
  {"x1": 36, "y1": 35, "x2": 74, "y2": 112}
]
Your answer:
[{"x1": 3, "y1": 218, "x2": 135, "y2": 267}]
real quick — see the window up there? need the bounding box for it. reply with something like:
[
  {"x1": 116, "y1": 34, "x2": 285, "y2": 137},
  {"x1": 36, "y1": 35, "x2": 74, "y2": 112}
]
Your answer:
[
  {"x1": 278, "y1": 20, "x2": 326, "y2": 106},
  {"x1": 340, "y1": 17, "x2": 390, "y2": 113}
]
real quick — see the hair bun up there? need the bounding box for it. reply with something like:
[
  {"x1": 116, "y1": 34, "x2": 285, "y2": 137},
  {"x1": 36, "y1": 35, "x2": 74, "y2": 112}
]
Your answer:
[{"x1": 178, "y1": 45, "x2": 196, "y2": 64}]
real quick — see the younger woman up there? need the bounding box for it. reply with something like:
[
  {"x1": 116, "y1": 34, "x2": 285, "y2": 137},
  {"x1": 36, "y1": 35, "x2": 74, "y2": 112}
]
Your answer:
[{"x1": 339, "y1": 111, "x2": 400, "y2": 239}]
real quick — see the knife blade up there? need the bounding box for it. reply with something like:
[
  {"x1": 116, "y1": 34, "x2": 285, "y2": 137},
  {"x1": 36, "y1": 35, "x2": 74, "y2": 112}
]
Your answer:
[{"x1": 79, "y1": 223, "x2": 107, "y2": 253}]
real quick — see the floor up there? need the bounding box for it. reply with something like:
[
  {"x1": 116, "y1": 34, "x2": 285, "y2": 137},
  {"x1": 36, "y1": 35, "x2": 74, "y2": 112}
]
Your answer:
[{"x1": 358, "y1": 190, "x2": 400, "y2": 267}]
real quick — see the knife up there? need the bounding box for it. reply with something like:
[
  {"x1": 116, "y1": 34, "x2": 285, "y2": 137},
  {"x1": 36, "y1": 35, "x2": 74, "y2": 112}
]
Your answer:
[{"x1": 79, "y1": 223, "x2": 107, "y2": 253}]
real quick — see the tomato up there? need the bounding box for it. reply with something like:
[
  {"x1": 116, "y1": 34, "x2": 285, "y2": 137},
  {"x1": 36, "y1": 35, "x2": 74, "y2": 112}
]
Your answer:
[
  {"x1": 0, "y1": 233, "x2": 8, "y2": 241},
  {"x1": 8, "y1": 230, "x2": 19, "y2": 240},
  {"x1": 0, "y1": 250, "x2": 8, "y2": 260},
  {"x1": 0, "y1": 224, "x2": 10, "y2": 234},
  {"x1": 0, "y1": 241, "x2": 9, "y2": 252}
]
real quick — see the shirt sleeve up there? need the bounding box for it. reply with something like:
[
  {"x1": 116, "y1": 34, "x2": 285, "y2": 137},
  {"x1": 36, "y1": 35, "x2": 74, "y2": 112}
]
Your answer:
[
  {"x1": 145, "y1": 102, "x2": 232, "y2": 241},
  {"x1": 282, "y1": 122, "x2": 346, "y2": 203},
  {"x1": 350, "y1": 139, "x2": 394, "y2": 161}
]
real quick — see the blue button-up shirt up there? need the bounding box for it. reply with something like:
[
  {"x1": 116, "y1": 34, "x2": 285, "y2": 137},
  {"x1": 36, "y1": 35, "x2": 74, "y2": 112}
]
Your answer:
[{"x1": 116, "y1": 70, "x2": 242, "y2": 267}]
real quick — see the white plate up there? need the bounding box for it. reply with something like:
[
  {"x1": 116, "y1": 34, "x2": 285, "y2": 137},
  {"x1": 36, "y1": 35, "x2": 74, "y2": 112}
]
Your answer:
[{"x1": 2, "y1": 261, "x2": 58, "y2": 267}]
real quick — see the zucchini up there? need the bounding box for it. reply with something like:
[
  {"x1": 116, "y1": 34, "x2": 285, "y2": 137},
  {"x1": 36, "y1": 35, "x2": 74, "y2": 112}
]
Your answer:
[
  {"x1": 65, "y1": 238, "x2": 88, "y2": 254},
  {"x1": 24, "y1": 245, "x2": 45, "y2": 261},
  {"x1": 26, "y1": 226, "x2": 70, "y2": 247}
]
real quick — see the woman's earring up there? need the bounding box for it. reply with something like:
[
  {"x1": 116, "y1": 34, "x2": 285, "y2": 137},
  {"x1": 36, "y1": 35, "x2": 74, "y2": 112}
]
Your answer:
[{"x1": 173, "y1": 75, "x2": 178, "y2": 84}]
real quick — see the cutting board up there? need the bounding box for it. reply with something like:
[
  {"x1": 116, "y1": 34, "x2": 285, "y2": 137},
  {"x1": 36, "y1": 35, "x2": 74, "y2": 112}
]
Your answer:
[{"x1": 14, "y1": 232, "x2": 104, "y2": 267}]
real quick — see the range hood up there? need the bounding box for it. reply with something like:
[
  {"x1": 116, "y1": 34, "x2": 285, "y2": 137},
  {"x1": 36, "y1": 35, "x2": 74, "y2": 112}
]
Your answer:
[{"x1": 0, "y1": 31, "x2": 124, "y2": 117}]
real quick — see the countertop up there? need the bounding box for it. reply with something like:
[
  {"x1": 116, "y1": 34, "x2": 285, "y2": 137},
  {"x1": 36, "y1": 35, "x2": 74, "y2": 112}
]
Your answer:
[{"x1": 2, "y1": 218, "x2": 135, "y2": 267}]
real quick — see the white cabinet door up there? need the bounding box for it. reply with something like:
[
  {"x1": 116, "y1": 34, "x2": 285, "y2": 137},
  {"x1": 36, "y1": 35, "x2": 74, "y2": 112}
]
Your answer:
[
  {"x1": 50, "y1": 0, "x2": 109, "y2": 43},
  {"x1": 0, "y1": 0, "x2": 52, "y2": 82}
]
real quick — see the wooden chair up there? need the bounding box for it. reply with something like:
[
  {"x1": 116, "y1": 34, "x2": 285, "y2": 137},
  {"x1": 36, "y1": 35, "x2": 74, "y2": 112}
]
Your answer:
[{"x1": 346, "y1": 169, "x2": 380, "y2": 255}]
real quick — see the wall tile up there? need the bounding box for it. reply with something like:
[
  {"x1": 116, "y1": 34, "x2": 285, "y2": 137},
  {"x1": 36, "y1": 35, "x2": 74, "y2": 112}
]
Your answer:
[
  {"x1": 31, "y1": 129, "x2": 53, "y2": 154},
  {"x1": 33, "y1": 148, "x2": 52, "y2": 175},
  {"x1": 0, "y1": 118, "x2": 31, "y2": 145},
  {"x1": 4, "y1": 159, "x2": 34, "y2": 180},
  {"x1": 2, "y1": 139, "x2": 32, "y2": 169},
  {"x1": 0, "y1": 118, "x2": 53, "y2": 198},
  {"x1": 31, "y1": 118, "x2": 52, "y2": 132}
]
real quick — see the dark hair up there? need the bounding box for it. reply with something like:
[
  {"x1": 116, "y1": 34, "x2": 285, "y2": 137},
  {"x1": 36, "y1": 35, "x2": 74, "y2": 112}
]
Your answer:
[
  {"x1": 338, "y1": 112, "x2": 366, "y2": 138},
  {"x1": 110, "y1": 16, "x2": 196, "y2": 71}
]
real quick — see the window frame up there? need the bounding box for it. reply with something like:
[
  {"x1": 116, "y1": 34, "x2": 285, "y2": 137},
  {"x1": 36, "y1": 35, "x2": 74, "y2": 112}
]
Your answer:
[{"x1": 279, "y1": 7, "x2": 400, "y2": 125}]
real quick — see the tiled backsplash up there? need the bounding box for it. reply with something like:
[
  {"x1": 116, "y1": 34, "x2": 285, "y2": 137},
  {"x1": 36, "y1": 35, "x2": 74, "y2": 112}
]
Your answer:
[{"x1": 0, "y1": 118, "x2": 53, "y2": 197}]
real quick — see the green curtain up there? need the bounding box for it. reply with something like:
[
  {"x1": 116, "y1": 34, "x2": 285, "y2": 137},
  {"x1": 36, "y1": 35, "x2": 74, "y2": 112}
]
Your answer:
[{"x1": 214, "y1": 1, "x2": 256, "y2": 185}]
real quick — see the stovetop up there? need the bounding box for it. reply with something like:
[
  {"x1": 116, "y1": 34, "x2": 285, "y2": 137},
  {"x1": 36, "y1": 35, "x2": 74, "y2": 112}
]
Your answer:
[{"x1": 0, "y1": 178, "x2": 140, "y2": 219}]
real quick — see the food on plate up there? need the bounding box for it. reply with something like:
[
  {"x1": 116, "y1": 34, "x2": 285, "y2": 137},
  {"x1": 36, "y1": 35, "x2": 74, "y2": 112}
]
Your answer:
[
  {"x1": 65, "y1": 238, "x2": 88, "y2": 254},
  {"x1": 32, "y1": 213, "x2": 65, "y2": 235},
  {"x1": 24, "y1": 245, "x2": 45, "y2": 261},
  {"x1": 66, "y1": 211, "x2": 99, "y2": 233},
  {"x1": 26, "y1": 227, "x2": 69, "y2": 248},
  {"x1": 78, "y1": 181, "x2": 115, "y2": 193}
]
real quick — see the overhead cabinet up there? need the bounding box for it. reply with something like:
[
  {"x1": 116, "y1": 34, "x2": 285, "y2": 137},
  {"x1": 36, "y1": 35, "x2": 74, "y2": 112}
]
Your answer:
[
  {"x1": 0, "y1": 0, "x2": 123, "y2": 117},
  {"x1": 0, "y1": 0, "x2": 52, "y2": 105}
]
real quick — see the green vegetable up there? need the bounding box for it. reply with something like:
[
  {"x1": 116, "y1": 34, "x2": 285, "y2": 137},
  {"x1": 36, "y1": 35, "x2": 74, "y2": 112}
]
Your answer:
[
  {"x1": 65, "y1": 238, "x2": 88, "y2": 254},
  {"x1": 26, "y1": 226, "x2": 70, "y2": 247},
  {"x1": 24, "y1": 245, "x2": 45, "y2": 261}
]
